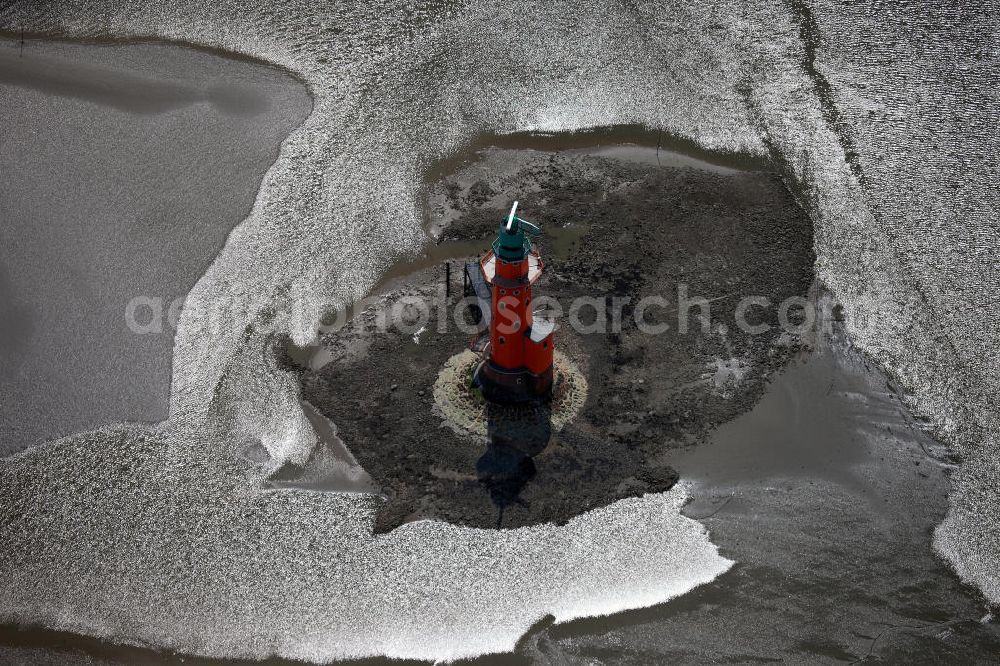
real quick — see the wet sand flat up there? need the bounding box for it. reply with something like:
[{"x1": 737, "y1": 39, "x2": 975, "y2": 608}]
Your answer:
[
  {"x1": 0, "y1": 38, "x2": 311, "y2": 454},
  {"x1": 0, "y1": 1, "x2": 998, "y2": 663}
]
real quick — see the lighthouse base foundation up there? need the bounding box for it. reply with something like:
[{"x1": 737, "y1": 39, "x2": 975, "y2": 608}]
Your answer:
[
  {"x1": 432, "y1": 350, "x2": 587, "y2": 444},
  {"x1": 473, "y1": 360, "x2": 553, "y2": 405}
]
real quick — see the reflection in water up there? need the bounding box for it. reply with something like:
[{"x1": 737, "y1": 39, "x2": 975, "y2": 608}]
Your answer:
[{"x1": 477, "y1": 401, "x2": 552, "y2": 527}]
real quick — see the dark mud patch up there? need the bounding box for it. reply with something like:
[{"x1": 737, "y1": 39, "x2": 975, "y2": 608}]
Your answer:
[{"x1": 295, "y1": 147, "x2": 814, "y2": 531}]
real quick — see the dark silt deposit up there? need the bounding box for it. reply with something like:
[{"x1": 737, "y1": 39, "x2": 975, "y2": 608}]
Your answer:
[{"x1": 292, "y1": 147, "x2": 815, "y2": 531}]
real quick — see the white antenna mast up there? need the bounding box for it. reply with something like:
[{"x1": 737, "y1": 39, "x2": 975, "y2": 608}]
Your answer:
[{"x1": 505, "y1": 200, "x2": 519, "y2": 232}]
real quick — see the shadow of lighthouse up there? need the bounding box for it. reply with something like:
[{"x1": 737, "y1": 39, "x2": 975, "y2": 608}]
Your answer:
[{"x1": 476, "y1": 402, "x2": 552, "y2": 527}]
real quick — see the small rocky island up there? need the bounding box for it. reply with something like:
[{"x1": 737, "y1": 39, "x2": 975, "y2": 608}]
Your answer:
[{"x1": 285, "y1": 148, "x2": 815, "y2": 531}]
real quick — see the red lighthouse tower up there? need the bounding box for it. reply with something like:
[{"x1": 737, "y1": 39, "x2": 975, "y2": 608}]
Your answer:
[{"x1": 466, "y1": 202, "x2": 555, "y2": 404}]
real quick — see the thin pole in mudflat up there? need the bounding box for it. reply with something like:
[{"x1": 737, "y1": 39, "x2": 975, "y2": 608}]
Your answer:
[{"x1": 19, "y1": 29, "x2": 25, "y2": 57}]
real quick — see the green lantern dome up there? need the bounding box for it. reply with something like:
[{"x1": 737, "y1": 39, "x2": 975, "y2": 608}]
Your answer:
[{"x1": 492, "y1": 201, "x2": 541, "y2": 262}]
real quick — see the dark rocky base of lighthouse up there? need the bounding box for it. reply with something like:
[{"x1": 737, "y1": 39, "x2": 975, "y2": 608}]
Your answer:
[
  {"x1": 473, "y1": 360, "x2": 553, "y2": 405},
  {"x1": 289, "y1": 148, "x2": 815, "y2": 532}
]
